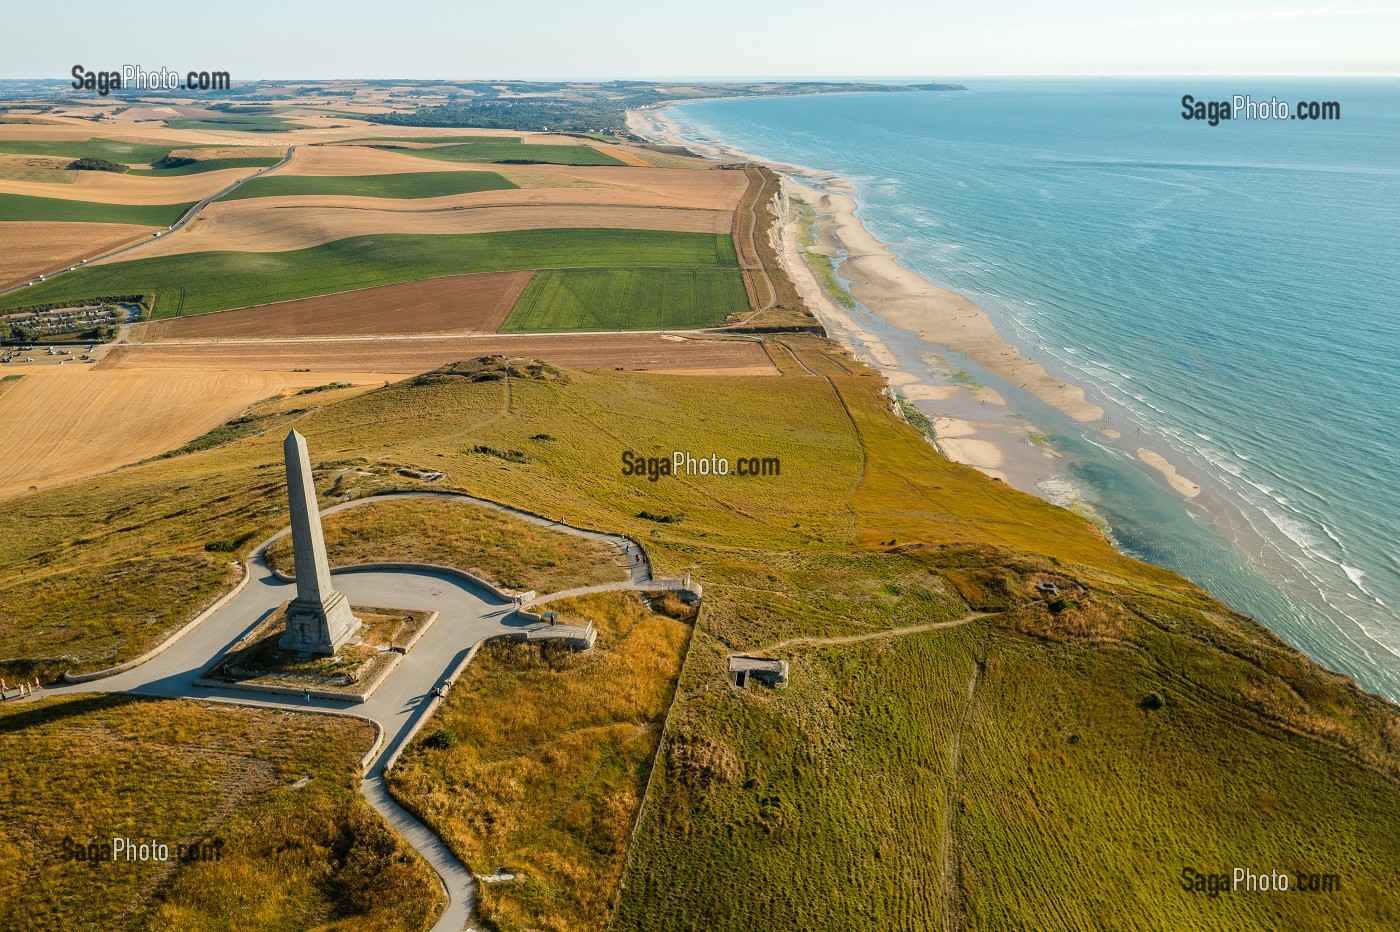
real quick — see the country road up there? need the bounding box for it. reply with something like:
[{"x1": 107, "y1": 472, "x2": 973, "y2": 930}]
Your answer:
[{"x1": 0, "y1": 145, "x2": 295, "y2": 299}]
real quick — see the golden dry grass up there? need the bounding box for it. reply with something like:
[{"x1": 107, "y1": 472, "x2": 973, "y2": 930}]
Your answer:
[
  {"x1": 100, "y1": 334, "x2": 781, "y2": 377},
  {"x1": 0, "y1": 167, "x2": 253, "y2": 204},
  {"x1": 264, "y1": 497, "x2": 629, "y2": 593},
  {"x1": 389, "y1": 591, "x2": 693, "y2": 932},
  {"x1": 0, "y1": 366, "x2": 388, "y2": 500},
  {"x1": 140, "y1": 271, "x2": 534, "y2": 340},
  {"x1": 0, "y1": 221, "x2": 155, "y2": 287}
]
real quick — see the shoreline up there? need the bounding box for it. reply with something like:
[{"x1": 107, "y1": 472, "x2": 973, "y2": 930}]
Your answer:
[{"x1": 629, "y1": 105, "x2": 1156, "y2": 503}]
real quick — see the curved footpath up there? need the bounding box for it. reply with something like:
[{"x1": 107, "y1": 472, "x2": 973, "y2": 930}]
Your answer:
[{"x1": 35, "y1": 490, "x2": 692, "y2": 932}]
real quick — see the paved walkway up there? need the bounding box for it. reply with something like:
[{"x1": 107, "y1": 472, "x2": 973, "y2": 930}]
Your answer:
[{"x1": 33, "y1": 490, "x2": 688, "y2": 931}]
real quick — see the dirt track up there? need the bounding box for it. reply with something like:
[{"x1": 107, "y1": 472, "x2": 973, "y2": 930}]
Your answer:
[
  {"x1": 140, "y1": 272, "x2": 534, "y2": 340},
  {"x1": 102, "y1": 332, "x2": 780, "y2": 377}
]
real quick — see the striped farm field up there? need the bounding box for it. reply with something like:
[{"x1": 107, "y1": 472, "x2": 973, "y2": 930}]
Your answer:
[
  {"x1": 129, "y1": 156, "x2": 281, "y2": 176},
  {"x1": 0, "y1": 138, "x2": 176, "y2": 164},
  {"x1": 385, "y1": 141, "x2": 622, "y2": 166},
  {"x1": 0, "y1": 193, "x2": 192, "y2": 225},
  {"x1": 501, "y1": 268, "x2": 750, "y2": 332},
  {"x1": 0, "y1": 230, "x2": 740, "y2": 318},
  {"x1": 219, "y1": 170, "x2": 518, "y2": 200}
]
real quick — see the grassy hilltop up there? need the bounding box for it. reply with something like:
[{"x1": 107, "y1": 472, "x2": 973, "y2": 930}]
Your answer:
[{"x1": 0, "y1": 345, "x2": 1395, "y2": 930}]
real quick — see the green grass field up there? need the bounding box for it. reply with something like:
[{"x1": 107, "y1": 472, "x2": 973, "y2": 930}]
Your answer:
[
  {"x1": 500, "y1": 268, "x2": 750, "y2": 332},
  {"x1": 0, "y1": 193, "x2": 193, "y2": 225},
  {"x1": 384, "y1": 140, "x2": 622, "y2": 166},
  {"x1": 129, "y1": 157, "x2": 281, "y2": 176},
  {"x1": 0, "y1": 138, "x2": 177, "y2": 164},
  {"x1": 337, "y1": 136, "x2": 520, "y2": 145},
  {"x1": 165, "y1": 115, "x2": 294, "y2": 132},
  {"x1": 220, "y1": 169, "x2": 518, "y2": 200},
  {"x1": 0, "y1": 694, "x2": 442, "y2": 930},
  {"x1": 0, "y1": 230, "x2": 739, "y2": 317}
]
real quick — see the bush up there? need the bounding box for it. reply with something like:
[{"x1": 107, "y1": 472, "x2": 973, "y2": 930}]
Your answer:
[
  {"x1": 424, "y1": 728, "x2": 457, "y2": 750},
  {"x1": 68, "y1": 157, "x2": 128, "y2": 173}
]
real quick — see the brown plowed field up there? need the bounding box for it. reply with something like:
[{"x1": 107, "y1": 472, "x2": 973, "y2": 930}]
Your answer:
[
  {"x1": 0, "y1": 221, "x2": 155, "y2": 288},
  {"x1": 141, "y1": 271, "x2": 533, "y2": 340},
  {"x1": 100, "y1": 333, "x2": 780, "y2": 378},
  {"x1": 96, "y1": 203, "x2": 734, "y2": 259}
]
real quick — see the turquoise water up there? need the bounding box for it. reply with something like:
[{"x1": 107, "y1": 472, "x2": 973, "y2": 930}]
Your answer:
[{"x1": 669, "y1": 79, "x2": 1400, "y2": 700}]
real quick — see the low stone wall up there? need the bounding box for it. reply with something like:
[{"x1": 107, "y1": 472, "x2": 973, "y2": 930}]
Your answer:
[{"x1": 194, "y1": 610, "x2": 439, "y2": 705}]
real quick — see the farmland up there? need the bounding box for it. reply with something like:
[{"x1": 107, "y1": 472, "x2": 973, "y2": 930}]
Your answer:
[
  {"x1": 113, "y1": 202, "x2": 732, "y2": 258},
  {"x1": 140, "y1": 271, "x2": 534, "y2": 339},
  {"x1": 2, "y1": 230, "x2": 740, "y2": 317},
  {"x1": 100, "y1": 332, "x2": 779, "y2": 377},
  {"x1": 0, "y1": 137, "x2": 178, "y2": 165},
  {"x1": 0, "y1": 192, "x2": 192, "y2": 225},
  {"x1": 129, "y1": 156, "x2": 281, "y2": 176},
  {"x1": 0, "y1": 694, "x2": 441, "y2": 930},
  {"x1": 220, "y1": 169, "x2": 518, "y2": 200},
  {"x1": 165, "y1": 115, "x2": 296, "y2": 132},
  {"x1": 0, "y1": 220, "x2": 154, "y2": 288},
  {"x1": 0, "y1": 366, "x2": 382, "y2": 501},
  {"x1": 501, "y1": 268, "x2": 750, "y2": 332},
  {"x1": 383, "y1": 140, "x2": 623, "y2": 166}
]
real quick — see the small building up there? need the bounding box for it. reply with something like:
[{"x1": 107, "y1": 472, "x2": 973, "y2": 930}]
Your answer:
[{"x1": 728, "y1": 655, "x2": 788, "y2": 689}]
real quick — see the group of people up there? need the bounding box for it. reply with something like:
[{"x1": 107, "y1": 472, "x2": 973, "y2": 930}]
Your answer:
[{"x1": 0, "y1": 677, "x2": 41, "y2": 700}]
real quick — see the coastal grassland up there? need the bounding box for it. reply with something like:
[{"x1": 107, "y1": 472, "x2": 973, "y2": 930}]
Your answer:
[
  {"x1": 0, "y1": 230, "x2": 739, "y2": 317},
  {"x1": 129, "y1": 157, "x2": 280, "y2": 176},
  {"x1": 500, "y1": 268, "x2": 750, "y2": 332},
  {"x1": 0, "y1": 138, "x2": 176, "y2": 165},
  {"x1": 616, "y1": 622, "x2": 981, "y2": 930},
  {"x1": 387, "y1": 590, "x2": 693, "y2": 932},
  {"x1": 0, "y1": 193, "x2": 193, "y2": 225},
  {"x1": 3, "y1": 346, "x2": 1397, "y2": 930},
  {"x1": 617, "y1": 600, "x2": 1400, "y2": 931},
  {"x1": 0, "y1": 694, "x2": 442, "y2": 931},
  {"x1": 383, "y1": 140, "x2": 622, "y2": 166},
  {"x1": 219, "y1": 170, "x2": 518, "y2": 200},
  {"x1": 263, "y1": 496, "x2": 629, "y2": 593},
  {"x1": 0, "y1": 346, "x2": 1151, "y2": 681}
]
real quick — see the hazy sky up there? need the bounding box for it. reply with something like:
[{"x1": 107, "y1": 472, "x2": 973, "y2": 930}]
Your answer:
[{"x1": 9, "y1": 0, "x2": 1398, "y2": 79}]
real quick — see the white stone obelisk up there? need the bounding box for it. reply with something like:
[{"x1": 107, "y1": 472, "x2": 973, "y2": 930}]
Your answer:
[{"x1": 279, "y1": 429, "x2": 360, "y2": 655}]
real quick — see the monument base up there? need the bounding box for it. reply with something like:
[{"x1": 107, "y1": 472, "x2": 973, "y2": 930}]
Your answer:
[{"x1": 279, "y1": 589, "x2": 362, "y2": 656}]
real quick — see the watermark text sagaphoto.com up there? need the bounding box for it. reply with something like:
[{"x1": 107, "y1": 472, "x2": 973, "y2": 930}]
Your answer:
[
  {"x1": 1180, "y1": 94, "x2": 1340, "y2": 126},
  {"x1": 71, "y1": 65, "x2": 230, "y2": 96},
  {"x1": 1180, "y1": 866, "x2": 1342, "y2": 896}
]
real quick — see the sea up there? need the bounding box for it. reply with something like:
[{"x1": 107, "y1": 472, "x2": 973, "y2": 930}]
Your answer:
[{"x1": 666, "y1": 78, "x2": 1400, "y2": 701}]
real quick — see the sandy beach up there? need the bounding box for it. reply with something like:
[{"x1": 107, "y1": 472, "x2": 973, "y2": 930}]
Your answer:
[{"x1": 627, "y1": 104, "x2": 1204, "y2": 504}]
